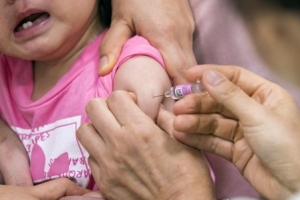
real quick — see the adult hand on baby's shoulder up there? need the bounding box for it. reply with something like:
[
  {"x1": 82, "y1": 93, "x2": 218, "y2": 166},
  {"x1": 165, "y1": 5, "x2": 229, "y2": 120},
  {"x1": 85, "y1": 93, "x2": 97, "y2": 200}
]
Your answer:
[{"x1": 99, "y1": 0, "x2": 196, "y2": 85}]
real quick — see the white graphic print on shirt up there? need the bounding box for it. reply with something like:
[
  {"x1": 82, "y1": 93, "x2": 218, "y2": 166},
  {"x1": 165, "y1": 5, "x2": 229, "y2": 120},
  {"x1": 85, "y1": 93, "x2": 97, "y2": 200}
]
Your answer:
[{"x1": 11, "y1": 116, "x2": 90, "y2": 187}]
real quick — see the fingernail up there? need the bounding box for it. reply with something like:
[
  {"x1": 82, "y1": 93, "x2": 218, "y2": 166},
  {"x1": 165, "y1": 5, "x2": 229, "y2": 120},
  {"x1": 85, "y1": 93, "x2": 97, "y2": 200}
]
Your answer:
[
  {"x1": 99, "y1": 56, "x2": 108, "y2": 71},
  {"x1": 205, "y1": 69, "x2": 225, "y2": 86}
]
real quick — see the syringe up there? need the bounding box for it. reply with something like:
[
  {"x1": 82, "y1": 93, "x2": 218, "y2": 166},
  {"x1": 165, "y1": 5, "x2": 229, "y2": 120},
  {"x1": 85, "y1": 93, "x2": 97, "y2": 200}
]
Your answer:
[{"x1": 153, "y1": 80, "x2": 207, "y2": 100}]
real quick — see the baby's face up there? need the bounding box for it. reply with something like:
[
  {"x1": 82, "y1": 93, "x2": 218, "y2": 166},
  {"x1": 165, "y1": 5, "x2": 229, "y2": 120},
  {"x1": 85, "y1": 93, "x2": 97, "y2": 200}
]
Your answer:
[{"x1": 0, "y1": 0, "x2": 99, "y2": 61}]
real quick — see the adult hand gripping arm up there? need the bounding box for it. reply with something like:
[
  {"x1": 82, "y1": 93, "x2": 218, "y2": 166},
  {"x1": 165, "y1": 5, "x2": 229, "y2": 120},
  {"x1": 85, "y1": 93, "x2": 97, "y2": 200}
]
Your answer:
[{"x1": 77, "y1": 92, "x2": 215, "y2": 200}]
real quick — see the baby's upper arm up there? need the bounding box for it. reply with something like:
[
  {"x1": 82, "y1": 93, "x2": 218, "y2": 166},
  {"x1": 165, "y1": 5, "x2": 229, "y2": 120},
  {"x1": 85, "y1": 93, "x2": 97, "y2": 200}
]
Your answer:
[
  {"x1": 113, "y1": 56, "x2": 173, "y2": 120},
  {"x1": 0, "y1": 118, "x2": 32, "y2": 186}
]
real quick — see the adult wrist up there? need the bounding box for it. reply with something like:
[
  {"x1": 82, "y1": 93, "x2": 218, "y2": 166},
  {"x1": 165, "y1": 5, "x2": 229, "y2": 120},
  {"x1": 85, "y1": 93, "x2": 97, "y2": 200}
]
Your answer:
[{"x1": 157, "y1": 176, "x2": 215, "y2": 200}]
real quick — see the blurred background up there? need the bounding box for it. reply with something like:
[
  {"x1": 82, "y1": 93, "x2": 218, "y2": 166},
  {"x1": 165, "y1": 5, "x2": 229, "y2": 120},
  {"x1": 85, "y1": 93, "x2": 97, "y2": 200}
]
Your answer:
[
  {"x1": 190, "y1": 1, "x2": 300, "y2": 199},
  {"x1": 236, "y1": 0, "x2": 300, "y2": 86}
]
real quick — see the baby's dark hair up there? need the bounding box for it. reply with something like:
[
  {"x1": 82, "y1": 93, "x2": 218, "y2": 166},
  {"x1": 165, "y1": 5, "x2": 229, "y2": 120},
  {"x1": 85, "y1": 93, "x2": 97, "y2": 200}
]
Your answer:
[
  {"x1": 272, "y1": 0, "x2": 300, "y2": 10},
  {"x1": 99, "y1": 0, "x2": 112, "y2": 27}
]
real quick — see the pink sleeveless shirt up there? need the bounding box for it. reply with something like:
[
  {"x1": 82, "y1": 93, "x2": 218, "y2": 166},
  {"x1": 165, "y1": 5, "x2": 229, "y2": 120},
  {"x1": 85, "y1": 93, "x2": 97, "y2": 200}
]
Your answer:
[{"x1": 0, "y1": 32, "x2": 164, "y2": 189}]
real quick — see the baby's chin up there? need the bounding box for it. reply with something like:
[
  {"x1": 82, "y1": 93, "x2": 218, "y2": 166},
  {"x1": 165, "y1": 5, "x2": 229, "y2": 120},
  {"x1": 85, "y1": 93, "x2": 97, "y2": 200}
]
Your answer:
[
  {"x1": 2, "y1": 48, "x2": 54, "y2": 61},
  {"x1": 14, "y1": 53, "x2": 53, "y2": 62},
  {"x1": 15, "y1": 49, "x2": 65, "y2": 62}
]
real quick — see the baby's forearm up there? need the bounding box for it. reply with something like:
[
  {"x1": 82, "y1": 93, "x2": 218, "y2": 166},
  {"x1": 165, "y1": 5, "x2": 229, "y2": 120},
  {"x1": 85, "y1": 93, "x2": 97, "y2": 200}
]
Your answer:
[{"x1": 0, "y1": 118, "x2": 32, "y2": 186}]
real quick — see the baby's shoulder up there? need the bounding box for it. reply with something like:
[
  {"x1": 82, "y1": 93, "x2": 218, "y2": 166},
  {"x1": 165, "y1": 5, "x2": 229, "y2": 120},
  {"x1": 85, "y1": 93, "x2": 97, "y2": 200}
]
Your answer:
[{"x1": 123, "y1": 35, "x2": 152, "y2": 49}]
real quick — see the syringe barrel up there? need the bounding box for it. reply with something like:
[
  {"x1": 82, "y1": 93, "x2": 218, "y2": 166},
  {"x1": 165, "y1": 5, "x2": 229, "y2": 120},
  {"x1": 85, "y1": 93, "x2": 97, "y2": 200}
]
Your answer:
[
  {"x1": 169, "y1": 80, "x2": 206, "y2": 99},
  {"x1": 191, "y1": 80, "x2": 206, "y2": 94}
]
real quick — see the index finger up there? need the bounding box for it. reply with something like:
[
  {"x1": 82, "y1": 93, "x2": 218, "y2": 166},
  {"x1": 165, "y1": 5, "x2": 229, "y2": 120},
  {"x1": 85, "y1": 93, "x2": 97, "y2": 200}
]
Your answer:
[
  {"x1": 185, "y1": 65, "x2": 273, "y2": 96},
  {"x1": 106, "y1": 91, "x2": 153, "y2": 126},
  {"x1": 85, "y1": 98, "x2": 121, "y2": 143},
  {"x1": 173, "y1": 94, "x2": 235, "y2": 118}
]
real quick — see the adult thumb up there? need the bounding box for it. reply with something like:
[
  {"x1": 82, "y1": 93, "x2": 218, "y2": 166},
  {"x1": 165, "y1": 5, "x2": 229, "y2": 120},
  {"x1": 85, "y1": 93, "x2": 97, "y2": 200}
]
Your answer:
[
  {"x1": 99, "y1": 21, "x2": 133, "y2": 75},
  {"x1": 202, "y1": 69, "x2": 265, "y2": 125}
]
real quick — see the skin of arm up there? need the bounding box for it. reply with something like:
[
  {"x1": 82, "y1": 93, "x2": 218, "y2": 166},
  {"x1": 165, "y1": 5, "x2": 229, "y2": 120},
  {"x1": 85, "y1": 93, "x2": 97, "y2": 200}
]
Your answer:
[
  {"x1": 113, "y1": 56, "x2": 174, "y2": 118},
  {"x1": 0, "y1": 178, "x2": 89, "y2": 200},
  {"x1": 0, "y1": 118, "x2": 32, "y2": 186}
]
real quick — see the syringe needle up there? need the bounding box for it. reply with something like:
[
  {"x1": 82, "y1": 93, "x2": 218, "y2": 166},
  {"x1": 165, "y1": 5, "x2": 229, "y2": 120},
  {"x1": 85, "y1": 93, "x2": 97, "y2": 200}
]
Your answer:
[{"x1": 153, "y1": 94, "x2": 165, "y2": 98}]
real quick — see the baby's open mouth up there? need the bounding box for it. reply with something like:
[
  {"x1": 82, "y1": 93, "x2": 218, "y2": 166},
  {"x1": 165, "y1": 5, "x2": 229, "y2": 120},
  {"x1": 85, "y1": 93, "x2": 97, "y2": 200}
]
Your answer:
[{"x1": 14, "y1": 12, "x2": 50, "y2": 32}]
